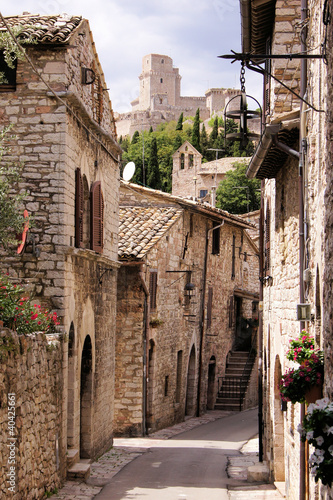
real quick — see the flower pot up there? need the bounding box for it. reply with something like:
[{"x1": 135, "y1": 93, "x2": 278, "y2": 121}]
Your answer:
[{"x1": 305, "y1": 384, "x2": 323, "y2": 405}]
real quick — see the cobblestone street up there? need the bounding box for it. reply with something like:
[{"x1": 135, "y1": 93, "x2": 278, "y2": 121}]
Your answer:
[{"x1": 53, "y1": 409, "x2": 285, "y2": 500}]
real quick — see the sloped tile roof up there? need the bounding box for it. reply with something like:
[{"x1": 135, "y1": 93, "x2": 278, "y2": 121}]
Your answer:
[
  {"x1": 119, "y1": 206, "x2": 182, "y2": 260},
  {"x1": 0, "y1": 14, "x2": 83, "y2": 44}
]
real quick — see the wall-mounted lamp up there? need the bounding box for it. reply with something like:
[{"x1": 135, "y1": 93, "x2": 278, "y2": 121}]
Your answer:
[
  {"x1": 297, "y1": 303, "x2": 311, "y2": 321},
  {"x1": 97, "y1": 265, "x2": 112, "y2": 285},
  {"x1": 184, "y1": 281, "x2": 196, "y2": 299}
]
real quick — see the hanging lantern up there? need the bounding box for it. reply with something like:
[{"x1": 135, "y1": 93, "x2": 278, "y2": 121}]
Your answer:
[{"x1": 224, "y1": 63, "x2": 262, "y2": 150}]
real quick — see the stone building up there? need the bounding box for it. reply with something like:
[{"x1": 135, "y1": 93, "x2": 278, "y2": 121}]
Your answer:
[
  {"x1": 115, "y1": 53, "x2": 242, "y2": 137},
  {"x1": 0, "y1": 13, "x2": 121, "y2": 495},
  {"x1": 240, "y1": 0, "x2": 333, "y2": 498},
  {"x1": 114, "y1": 181, "x2": 259, "y2": 436},
  {"x1": 172, "y1": 140, "x2": 251, "y2": 204}
]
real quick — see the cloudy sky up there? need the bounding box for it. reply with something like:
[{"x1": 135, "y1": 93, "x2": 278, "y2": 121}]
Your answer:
[{"x1": 1, "y1": 0, "x2": 262, "y2": 114}]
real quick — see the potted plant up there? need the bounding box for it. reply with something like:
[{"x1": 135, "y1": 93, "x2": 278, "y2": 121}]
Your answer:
[
  {"x1": 298, "y1": 398, "x2": 333, "y2": 487},
  {"x1": 279, "y1": 331, "x2": 324, "y2": 404}
]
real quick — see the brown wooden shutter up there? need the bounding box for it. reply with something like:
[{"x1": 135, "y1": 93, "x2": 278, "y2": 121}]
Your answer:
[
  {"x1": 207, "y1": 287, "x2": 213, "y2": 329},
  {"x1": 75, "y1": 168, "x2": 84, "y2": 247},
  {"x1": 149, "y1": 271, "x2": 157, "y2": 311},
  {"x1": 90, "y1": 181, "x2": 104, "y2": 253}
]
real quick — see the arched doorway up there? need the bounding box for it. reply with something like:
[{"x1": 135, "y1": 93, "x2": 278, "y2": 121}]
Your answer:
[
  {"x1": 80, "y1": 335, "x2": 93, "y2": 458},
  {"x1": 185, "y1": 345, "x2": 196, "y2": 416},
  {"x1": 67, "y1": 322, "x2": 75, "y2": 449},
  {"x1": 207, "y1": 356, "x2": 216, "y2": 410},
  {"x1": 273, "y1": 356, "x2": 285, "y2": 481}
]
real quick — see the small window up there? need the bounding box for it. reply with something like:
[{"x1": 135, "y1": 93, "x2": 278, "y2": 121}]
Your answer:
[
  {"x1": 199, "y1": 189, "x2": 208, "y2": 199},
  {"x1": 180, "y1": 153, "x2": 185, "y2": 170},
  {"x1": 212, "y1": 222, "x2": 220, "y2": 255},
  {"x1": 160, "y1": 78, "x2": 163, "y2": 83},
  {"x1": 0, "y1": 51, "x2": 17, "y2": 92},
  {"x1": 164, "y1": 375, "x2": 169, "y2": 397},
  {"x1": 90, "y1": 181, "x2": 104, "y2": 253},
  {"x1": 189, "y1": 154, "x2": 193, "y2": 167},
  {"x1": 161, "y1": 59, "x2": 164, "y2": 64},
  {"x1": 149, "y1": 271, "x2": 158, "y2": 311}
]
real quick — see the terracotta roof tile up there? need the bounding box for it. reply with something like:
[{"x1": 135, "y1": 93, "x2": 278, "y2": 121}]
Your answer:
[
  {"x1": 119, "y1": 206, "x2": 182, "y2": 260},
  {"x1": 0, "y1": 14, "x2": 83, "y2": 44}
]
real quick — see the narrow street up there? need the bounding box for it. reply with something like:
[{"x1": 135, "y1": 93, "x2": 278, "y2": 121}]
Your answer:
[{"x1": 92, "y1": 408, "x2": 279, "y2": 500}]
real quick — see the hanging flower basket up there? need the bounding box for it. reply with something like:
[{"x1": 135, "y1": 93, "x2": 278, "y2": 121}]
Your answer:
[
  {"x1": 280, "y1": 332, "x2": 324, "y2": 405},
  {"x1": 298, "y1": 398, "x2": 333, "y2": 487}
]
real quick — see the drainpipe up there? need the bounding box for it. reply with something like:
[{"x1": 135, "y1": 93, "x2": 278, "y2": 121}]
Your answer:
[
  {"x1": 139, "y1": 270, "x2": 149, "y2": 436},
  {"x1": 258, "y1": 180, "x2": 264, "y2": 462},
  {"x1": 197, "y1": 220, "x2": 224, "y2": 417},
  {"x1": 299, "y1": 0, "x2": 307, "y2": 497}
]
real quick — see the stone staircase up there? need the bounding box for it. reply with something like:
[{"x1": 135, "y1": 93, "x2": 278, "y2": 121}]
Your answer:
[
  {"x1": 66, "y1": 448, "x2": 91, "y2": 480},
  {"x1": 215, "y1": 351, "x2": 256, "y2": 411}
]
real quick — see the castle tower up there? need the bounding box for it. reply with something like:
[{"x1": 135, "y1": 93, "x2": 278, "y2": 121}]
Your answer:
[{"x1": 132, "y1": 54, "x2": 181, "y2": 111}]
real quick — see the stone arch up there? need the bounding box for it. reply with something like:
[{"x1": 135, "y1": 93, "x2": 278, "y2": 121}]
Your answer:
[
  {"x1": 185, "y1": 345, "x2": 197, "y2": 416},
  {"x1": 207, "y1": 356, "x2": 216, "y2": 410},
  {"x1": 67, "y1": 322, "x2": 76, "y2": 449},
  {"x1": 273, "y1": 355, "x2": 285, "y2": 481},
  {"x1": 80, "y1": 335, "x2": 93, "y2": 458}
]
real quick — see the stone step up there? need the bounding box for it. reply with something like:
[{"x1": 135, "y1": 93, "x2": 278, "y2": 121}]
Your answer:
[
  {"x1": 67, "y1": 460, "x2": 91, "y2": 481},
  {"x1": 66, "y1": 448, "x2": 79, "y2": 469},
  {"x1": 215, "y1": 402, "x2": 241, "y2": 411}
]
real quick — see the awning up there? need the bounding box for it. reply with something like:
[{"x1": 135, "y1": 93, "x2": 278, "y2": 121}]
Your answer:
[{"x1": 246, "y1": 117, "x2": 300, "y2": 180}]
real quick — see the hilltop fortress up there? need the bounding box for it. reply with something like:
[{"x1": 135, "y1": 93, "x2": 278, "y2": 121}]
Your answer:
[{"x1": 115, "y1": 54, "x2": 242, "y2": 137}]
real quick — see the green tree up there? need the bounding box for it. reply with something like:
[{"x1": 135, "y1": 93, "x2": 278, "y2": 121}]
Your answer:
[
  {"x1": 147, "y1": 137, "x2": 161, "y2": 190},
  {"x1": 0, "y1": 126, "x2": 30, "y2": 248},
  {"x1": 131, "y1": 130, "x2": 140, "y2": 144},
  {"x1": 176, "y1": 112, "x2": 184, "y2": 131},
  {"x1": 200, "y1": 123, "x2": 208, "y2": 161},
  {"x1": 191, "y1": 109, "x2": 200, "y2": 151},
  {"x1": 216, "y1": 161, "x2": 260, "y2": 214}
]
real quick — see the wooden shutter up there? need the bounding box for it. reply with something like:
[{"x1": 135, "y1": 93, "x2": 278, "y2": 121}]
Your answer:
[
  {"x1": 75, "y1": 168, "x2": 84, "y2": 248},
  {"x1": 90, "y1": 181, "x2": 104, "y2": 253},
  {"x1": 207, "y1": 287, "x2": 213, "y2": 329},
  {"x1": 149, "y1": 271, "x2": 157, "y2": 311}
]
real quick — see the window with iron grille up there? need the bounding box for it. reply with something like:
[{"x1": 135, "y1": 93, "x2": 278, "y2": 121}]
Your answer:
[
  {"x1": 90, "y1": 181, "x2": 104, "y2": 253},
  {"x1": 149, "y1": 271, "x2": 158, "y2": 311}
]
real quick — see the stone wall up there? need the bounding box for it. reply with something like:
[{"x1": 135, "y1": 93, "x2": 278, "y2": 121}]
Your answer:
[
  {"x1": 0, "y1": 15, "x2": 120, "y2": 475},
  {"x1": 0, "y1": 329, "x2": 65, "y2": 500},
  {"x1": 115, "y1": 184, "x2": 259, "y2": 434}
]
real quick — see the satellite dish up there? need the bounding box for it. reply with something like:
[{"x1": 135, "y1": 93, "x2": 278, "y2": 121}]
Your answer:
[
  {"x1": 122, "y1": 162, "x2": 136, "y2": 181},
  {"x1": 17, "y1": 209, "x2": 29, "y2": 255}
]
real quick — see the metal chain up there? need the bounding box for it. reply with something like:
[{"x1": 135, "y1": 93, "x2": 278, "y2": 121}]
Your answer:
[{"x1": 240, "y1": 62, "x2": 246, "y2": 93}]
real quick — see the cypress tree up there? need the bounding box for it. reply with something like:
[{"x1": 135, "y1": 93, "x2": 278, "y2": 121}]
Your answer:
[
  {"x1": 200, "y1": 123, "x2": 208, "y2": 161},
  {"x1": 147, "y1": 137, "x2": 161, "y2": 190},
  {"x1": 176, "y1": 112, "x2": 184, "y2": 131},
  {"x1": 191, "y1": 108, "x2": 200, "y2": 151},
  {"x1": 131, "y1": 130, "x2": 140, "y2": 144}
]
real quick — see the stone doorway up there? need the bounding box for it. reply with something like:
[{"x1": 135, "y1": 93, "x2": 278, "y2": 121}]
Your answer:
[
  {"x1": 185, "y1": 345, "x2": 196, "y2": 416},
  {"x1": 67, "y1": 322, "x2": 76, "y2": 449},
  {"x1": 206, "y1": 356, "x2": 216, "y2": 410},
  {"x1": 80, "y1": 335, "x2": 93, "y2": 458}
]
